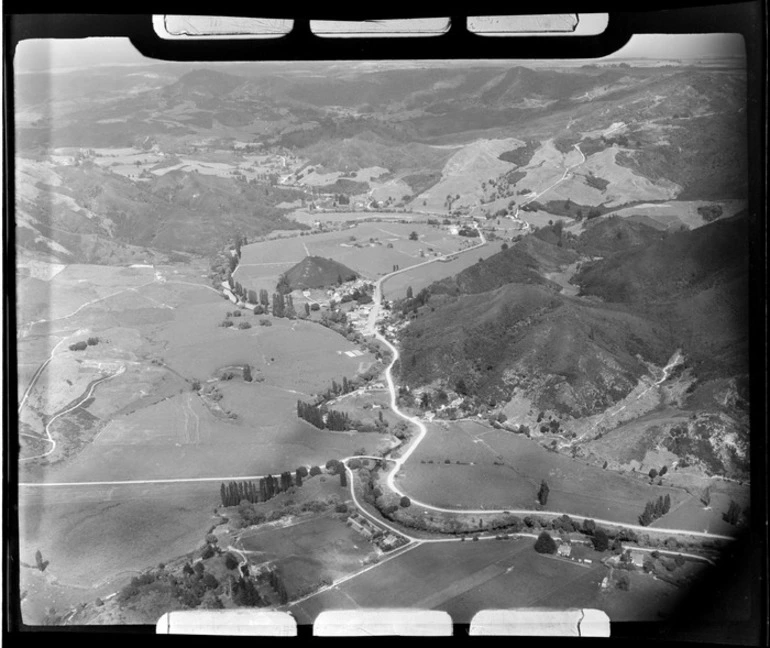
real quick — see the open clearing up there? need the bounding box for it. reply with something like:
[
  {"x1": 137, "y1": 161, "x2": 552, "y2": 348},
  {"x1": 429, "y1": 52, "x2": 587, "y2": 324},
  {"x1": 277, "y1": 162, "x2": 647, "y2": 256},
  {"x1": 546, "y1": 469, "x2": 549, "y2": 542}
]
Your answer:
[
  {"x1": 239, "y1": 513, "x2": 373, "y2": 597},
  {"x1": 290, "y1": 539, "x2": 680, "y2": 624},
  {"x1": 399, "y1": 420, "x2": 689, "y2": 525}
]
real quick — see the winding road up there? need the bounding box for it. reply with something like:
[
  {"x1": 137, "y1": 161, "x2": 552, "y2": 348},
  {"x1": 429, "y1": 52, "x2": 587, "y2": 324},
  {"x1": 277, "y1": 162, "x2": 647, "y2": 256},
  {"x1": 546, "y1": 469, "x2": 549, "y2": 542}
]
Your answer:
[
  {"x1": 355, "y1": 232, "x2": 733, "y2": 543},
  {"x1": 20, "y1": 365, "x2": 126, "y2": 462}
]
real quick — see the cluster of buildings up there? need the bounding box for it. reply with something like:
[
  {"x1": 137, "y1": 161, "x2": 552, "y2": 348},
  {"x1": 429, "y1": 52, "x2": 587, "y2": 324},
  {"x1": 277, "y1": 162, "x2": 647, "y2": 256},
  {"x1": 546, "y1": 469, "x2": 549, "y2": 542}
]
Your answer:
[{"x1": 347, "y1": 514, "x2": 405, "y2": 553}]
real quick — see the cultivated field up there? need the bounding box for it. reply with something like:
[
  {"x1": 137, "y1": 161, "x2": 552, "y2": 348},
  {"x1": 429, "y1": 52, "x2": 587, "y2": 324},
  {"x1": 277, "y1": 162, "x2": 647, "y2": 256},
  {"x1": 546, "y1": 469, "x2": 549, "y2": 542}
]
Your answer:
[
  {"x1": 290, "y1": 539, "x2": 680, "y2": 625},
  {"x1": 399, "y1": 420, "x2": 689, "y2": 525}
]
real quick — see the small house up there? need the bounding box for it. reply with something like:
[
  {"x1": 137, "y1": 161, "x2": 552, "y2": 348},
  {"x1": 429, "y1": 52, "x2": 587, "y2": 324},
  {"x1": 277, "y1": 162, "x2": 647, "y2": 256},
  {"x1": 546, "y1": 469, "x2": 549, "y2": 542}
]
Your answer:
[
  {"x1": 557, "y1": 543, "x2": 572, "y2": 558},
  {"x1": 629, "y1": 551, "x2": 646, "y2": 568}
]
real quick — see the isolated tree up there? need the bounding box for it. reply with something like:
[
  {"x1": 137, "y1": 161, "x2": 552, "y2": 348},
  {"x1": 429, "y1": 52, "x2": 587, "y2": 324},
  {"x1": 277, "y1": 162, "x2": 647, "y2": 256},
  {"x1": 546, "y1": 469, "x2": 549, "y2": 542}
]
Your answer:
[
  {"x1": 700, "y1": 485, "x2": 712, "y2": 507},
  {"x1": 295, "y1": 470, "x2": 303, "y2": 487},
  {"x1": 276, "y1": 274, "x2": 291, "y2": 295},
  {"x1": 659, "y1": 465, "x2": 668, "y2": 476},
  {"x1": 616, "y1": 572, "x2": 631, "y2": 591},
  {"x1": 309, "y1": 466, "x2": 322, "y2": 477},
  {"x1": 242, "y1": 365, "x2": 252, "y2": 382},
  {"x1": 649, "y1": 468, "x2": 658, "y2": 480},
  {"x1": 723, "y1": 500, "x2": 742, "y2": 525},
  {"x1": 406, "y1": 286, "x2": 414, "y2": 299},
  {"x1": 409, "y1": 231, "x2": 419, "y2": 241},
  {"x1": 537, "y1": 480, "x2": 550, "y2": 506},
  {"x1": 304, "y1": 303, "x2": 310, "y2": 316},
  {"x1": 400, "y1": 496, "x2": 411, "y2": 508},
  {"x1": 339, "y1": 470, "x2": 348, "y2": 488},
  {"x1": 663, "y1": 494, "x2": 671, "y2": 514},
  {"x1": 34, "y1": 549, "x2": 48, "y2": 572},
  {"x1": 534, "y1": 531, "x2": 557, "y2": 554}
]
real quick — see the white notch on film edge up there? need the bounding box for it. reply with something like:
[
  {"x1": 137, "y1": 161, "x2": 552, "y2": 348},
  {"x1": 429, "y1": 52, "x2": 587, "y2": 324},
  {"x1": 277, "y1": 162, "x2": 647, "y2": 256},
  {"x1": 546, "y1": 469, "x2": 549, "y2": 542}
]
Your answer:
[
  {"x1": 152, "y1": 15, "x2": 609, "y2": 40},
  {"x1": 156, "y1": 609, "x2": 297, "y2": 635},
  {"x1": 470, "y1": 608, "x2": 611, "y2": 636},
  {"x1": 314, "y1": 609, "x2": 454, "y2": 636}
]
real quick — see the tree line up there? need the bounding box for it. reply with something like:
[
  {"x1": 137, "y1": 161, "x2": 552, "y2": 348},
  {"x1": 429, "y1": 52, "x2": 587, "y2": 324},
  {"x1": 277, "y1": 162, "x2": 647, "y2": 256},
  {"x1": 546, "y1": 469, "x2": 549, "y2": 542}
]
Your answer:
[
  {"x1": 297, "y1": 400, "x2": 355, "y2": 431},
  {"x1": 219, "y1": 473, "x2": 300, "y2": 507}
]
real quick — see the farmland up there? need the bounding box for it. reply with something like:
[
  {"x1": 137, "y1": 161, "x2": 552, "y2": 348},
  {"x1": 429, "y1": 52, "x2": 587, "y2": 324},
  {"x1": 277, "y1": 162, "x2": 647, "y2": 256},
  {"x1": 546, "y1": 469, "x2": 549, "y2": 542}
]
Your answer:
[
  {"x1": 398, "y1": 420, "x2": 690, "y2": 526},
  {"x1": 289, "y1": 539, "x2": 681, "y2": 625},
  {"x1": 238, "y1": 514, "x2": 373, "y2": 598},
  {"x1": 235, "y1": 222, "x2": 468, "y2": 283},
  {"x1": 288, "y1": 209, "x2": 424, "y2": 226}
]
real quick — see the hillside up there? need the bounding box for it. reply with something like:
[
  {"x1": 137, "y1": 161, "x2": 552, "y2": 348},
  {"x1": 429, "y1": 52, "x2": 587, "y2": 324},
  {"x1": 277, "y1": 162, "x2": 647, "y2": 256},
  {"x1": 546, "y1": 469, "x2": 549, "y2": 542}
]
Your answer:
[
  {"x1": 429, "y1": 236, "x2": 575, "y2": 296},
  {"x1": 399, "y1": 284, "x2": 674, "y2": 418},
  {"x1": 398, "y1": 212, "x2": 748, "y2": 419},
  {"x1": 574, "y1": 213, "x2": 749, "y2": 380},
  {"x1": 283, "y1": 256, "x2": 358, "y2": 290},
  {"x1": 574, "y1": 216, "x2": 670, "y2": 257},
  {"x1": 14, "y1": 160, "x2": 308, "y2": 262}
]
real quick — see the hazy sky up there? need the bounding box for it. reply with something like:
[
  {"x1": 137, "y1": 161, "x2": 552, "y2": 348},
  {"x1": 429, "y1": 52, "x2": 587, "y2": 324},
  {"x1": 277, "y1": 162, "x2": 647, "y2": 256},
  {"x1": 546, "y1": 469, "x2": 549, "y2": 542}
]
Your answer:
[{"x1": 14, "y1": 32, "x2": 746, "y2": 74}]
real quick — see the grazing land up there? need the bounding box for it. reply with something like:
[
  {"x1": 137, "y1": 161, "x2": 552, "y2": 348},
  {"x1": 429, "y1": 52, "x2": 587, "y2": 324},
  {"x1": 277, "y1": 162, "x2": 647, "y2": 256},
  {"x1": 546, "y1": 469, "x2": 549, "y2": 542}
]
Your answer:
[{"x1": 399, "y1": 420, "x2": 689, "y2": 525}]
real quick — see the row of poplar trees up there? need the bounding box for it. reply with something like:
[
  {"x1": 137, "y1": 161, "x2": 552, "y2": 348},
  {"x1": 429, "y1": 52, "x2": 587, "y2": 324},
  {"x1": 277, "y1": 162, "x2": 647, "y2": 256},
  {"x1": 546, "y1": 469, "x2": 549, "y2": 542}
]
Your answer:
[
  {"x1": 219, "y1": 472, "x2": 301, "y2": 507},
  {"x1": 226, "y1": 277, "x2": 299, "y2": 319}
]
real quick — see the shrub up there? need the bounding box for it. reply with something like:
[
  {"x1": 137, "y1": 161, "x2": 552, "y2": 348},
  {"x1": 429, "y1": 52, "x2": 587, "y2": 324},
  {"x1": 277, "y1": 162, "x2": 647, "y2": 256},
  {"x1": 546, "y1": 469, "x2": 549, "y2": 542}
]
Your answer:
[
  {"x1": 310, "y1": 303, "x2": 320, "y2": 311},
  {"x1": 238, "y1": 321, "x2": 252, "y2": 329},
  {"x1": 259, "y1": 319, "x2": 273, "y2": 327},
  {"x1": 616, "y1": 573, "x2": 631, "y2": 591},
  {"x1": 221, "y1": 320, "x2": 233, "y2": 328},
  {"x1": 87, "y1": 337, "x2": 99, "y2": 346},
  {"x1": 69, "y1": 341, "x2": 88, "y2": 351},
  {"x1": 309, "y1": 466, "x2": 322, "y2": 476}
]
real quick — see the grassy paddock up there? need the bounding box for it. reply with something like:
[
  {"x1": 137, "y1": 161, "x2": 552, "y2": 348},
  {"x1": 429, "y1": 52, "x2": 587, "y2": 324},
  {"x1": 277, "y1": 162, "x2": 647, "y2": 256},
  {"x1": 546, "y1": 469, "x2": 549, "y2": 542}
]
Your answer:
[
  {"x1": 19, "y1": 482, "x2": 219, "y2": 589},
  {"x1": 239, "y1": 514, "x2": 372, "y2": 597},
  {"x1": 400, "y1": 421, "x2": 689, "y2": 525},
  {"x1": 381, "y1": 242, "x2": 495, "y2": 300}
]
